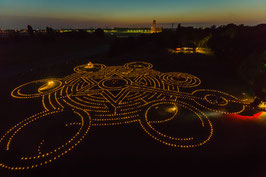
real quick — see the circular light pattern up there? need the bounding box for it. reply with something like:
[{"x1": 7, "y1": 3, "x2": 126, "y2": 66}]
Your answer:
[
  {"x1": 1, "y1": 61, "x2": 247, "y2": 170},
  {"x1": 204, "y1": 94, "x2": 228, "y2": 106},
  {"x1": 124, "y1": 61, "x2": 153, "y2": 70},
  {"x1": 161, "y1": 72, "x2": 201, "y2": 88},
  {"x1": 11, "y1": 79, "x2": 62, "y2": 99},
  {"x1": 98, "y1": 78, "x2": 130, "y2": 89},
  {"x1": 192, "y1": 89, "x2": 246, "y2": 114},
  {"x1": 74, "y1": 63, "x2": 106, "y2": 73},
  {"x1": 146, "y1": 102, "x2": 178, "y2": 123},
  {"x1": 38, "y1": 80, "x2": 61, "y2": 93},
  {"x1": 140, "y1": 101, "x2": 213, "y2": 147},
  {"x1": 0, "y1": 110, "x2": 91, "y2": 170}
]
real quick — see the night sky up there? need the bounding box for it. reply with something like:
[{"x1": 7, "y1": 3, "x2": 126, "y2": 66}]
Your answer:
[{"x1": 0, "y1": 0, "x2": 265, "y2": 29}]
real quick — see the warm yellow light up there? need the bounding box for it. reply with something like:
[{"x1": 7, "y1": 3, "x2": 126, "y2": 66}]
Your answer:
[
  {"x1": 5, "y1": 61, "x2": 249, "y2": 171},
  {"x1": 48, "y1": 81, "x2": 54, "y2": 85},
  {"x1": 259, "y1": 102, "x2": 266, "y2": 109},
  {"x1": 168, "y1": 106, "x2": 177, "y2": 112},
  {"x1": 86, "y1": 61, "x2": 94, "y2": 69},
  {"x1": 38, "y1": 80, "x2": 56, "y2": 92}
]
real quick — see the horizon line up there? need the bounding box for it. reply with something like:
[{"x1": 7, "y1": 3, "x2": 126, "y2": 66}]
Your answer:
[{"x1": 1, "y1": 22, "x2": 266, "y2": 30}]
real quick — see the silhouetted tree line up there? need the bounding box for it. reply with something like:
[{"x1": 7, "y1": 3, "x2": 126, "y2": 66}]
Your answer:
[
  {"x1": 1, "y1": 24, "x2": 265, "y2": 97},
  {"x1": 208, "y1": 24, "x2": 266, "y2": 96},
  {"x1": 108, "y1": 25, "x2": 214, "y2": 56},
  {"x1": 0, "y1": 25, "x2": 106, "y2": 43},
  {"x1": 108, "y1": 24, "x2": 266, "y2": 96}
]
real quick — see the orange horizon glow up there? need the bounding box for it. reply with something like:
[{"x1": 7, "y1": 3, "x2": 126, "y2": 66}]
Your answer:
[{"x1": 0, "y1": 0, "x2": 265, "y2": 29}]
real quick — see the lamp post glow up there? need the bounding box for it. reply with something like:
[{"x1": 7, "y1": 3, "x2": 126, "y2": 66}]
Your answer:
[
  {"x1": 86, "y1": 62, "x2": 94, "y2": 69},
  {"x1": 259, "y1": 102, "x2": 266, "y2": 110},
  {"x1": 38, "y1": 80, "x2": 56, "y2": 92},
  {"x1": 48, "y1": 81, "x2": 54, "y2": 85},
  {"x1": 168, "y1": 106, "x2": 178, "y2": 113}
]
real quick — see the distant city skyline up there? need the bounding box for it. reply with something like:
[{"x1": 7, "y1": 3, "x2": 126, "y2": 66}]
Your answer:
[{"x1": 0, "y1": 0, "x2": 265, "y2": 29}]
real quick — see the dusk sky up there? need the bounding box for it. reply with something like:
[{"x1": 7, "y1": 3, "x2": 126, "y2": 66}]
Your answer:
[{"x1": 0, "y1": 0, "x2": 265, "y2": 29}]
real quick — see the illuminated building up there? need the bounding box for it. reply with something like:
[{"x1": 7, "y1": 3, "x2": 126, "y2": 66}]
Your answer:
[
  {"x1": 168, "y1": 47, "x2": 213, "y2": 55},
  {"x1": 60, "y1": 28, "x2": 151, "y2": 34},
  {"x1": 40, "y1": 23, "x2": 164, "y2": 35},
  {"x1": 150, "y1": 20, "x2": 162, "y2": 33}
]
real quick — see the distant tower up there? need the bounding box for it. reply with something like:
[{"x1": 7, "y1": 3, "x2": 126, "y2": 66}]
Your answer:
[
  {"x1": 151, "y1": 20, "x2": 162, "y2": 33},
  {"x1": 153, "y1": 20, "x2": 156, "y2": 29}
]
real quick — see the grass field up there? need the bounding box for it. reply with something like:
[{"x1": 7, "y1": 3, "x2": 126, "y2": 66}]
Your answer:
[{"x1": 0, "y1": 40, "x2": 265, "y2": 177}]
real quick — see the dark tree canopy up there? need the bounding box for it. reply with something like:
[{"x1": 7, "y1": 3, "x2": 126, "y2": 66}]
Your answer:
[
  {"x1": 253, "y1": 72, "x2": 266, "y2": 101},
  {"x1": 94, "y1": 28, "x2": 105, "y2": 38},
  {"x1": 27, "y1": 25, "x2": 34, "y2": 35}
]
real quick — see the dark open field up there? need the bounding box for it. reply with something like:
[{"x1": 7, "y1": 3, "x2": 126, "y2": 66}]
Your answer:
[{"x1": 0, "y1": 36, "x2": 266, "y2": 177}]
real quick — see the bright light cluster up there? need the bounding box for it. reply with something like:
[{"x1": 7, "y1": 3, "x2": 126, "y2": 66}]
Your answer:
[
  {"x1": 0, "y1": 61, "x2": 247, "y2": 170},
  {"x1": 259, "y1": 102, "x2": 266, "y2": 110}
]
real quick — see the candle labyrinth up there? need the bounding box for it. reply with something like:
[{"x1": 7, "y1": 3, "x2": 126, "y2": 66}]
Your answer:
[{"x1": 0, "y1": 61, "x2": 247, "y2": 170}]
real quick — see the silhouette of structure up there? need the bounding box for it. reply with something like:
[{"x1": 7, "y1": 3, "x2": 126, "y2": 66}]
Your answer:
[{"x1": 151, "y1": 20, "x2": 162, "y2": 33}]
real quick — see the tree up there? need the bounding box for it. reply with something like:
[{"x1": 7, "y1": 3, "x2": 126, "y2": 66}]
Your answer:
[
  {"x1": 253, "y1": 71, "x2": 266, "y2": 102},
  {"x1": 211, "y1": 25, "x2": 216, "y2": 30},
  {"x1": 94, "y1": 28, "x2": 105, "y2": 38},
  {"x1": 46, "y1": 27, "x2": 55, "y2": 34},
  {"x1": 27, "y1": 25, "x2": 34, "y2": 36}
]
